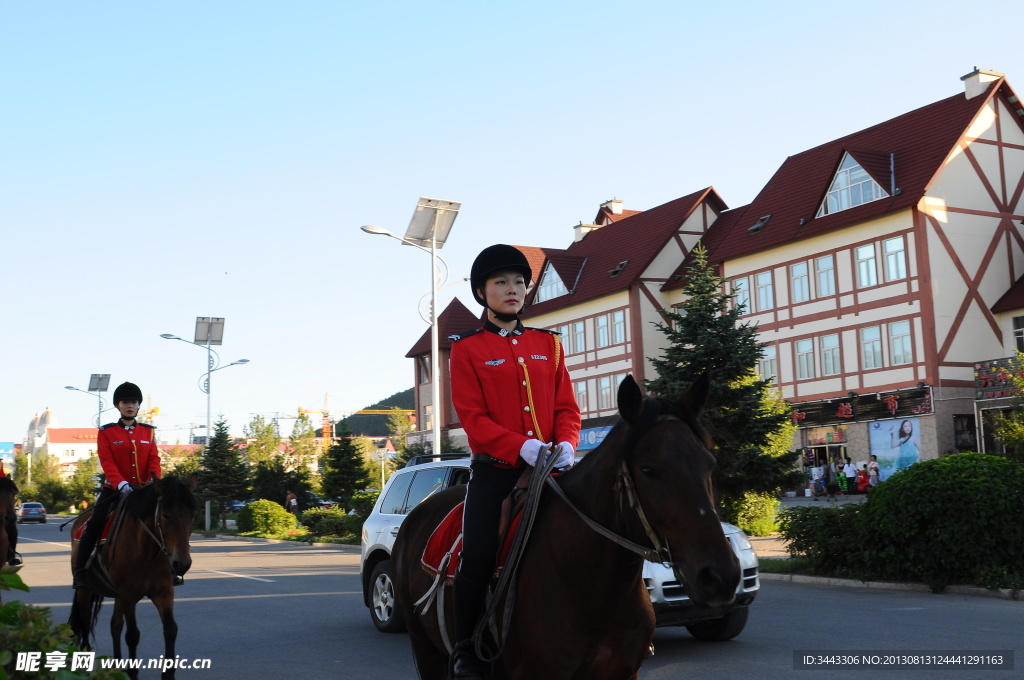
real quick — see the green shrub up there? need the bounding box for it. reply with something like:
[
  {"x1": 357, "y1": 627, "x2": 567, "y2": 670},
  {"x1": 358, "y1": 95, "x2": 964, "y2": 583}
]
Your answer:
[
  {"x1": 299, "y1": 508, "x2": 363, "y2": 541},
  {"x1": 859, "y1": 452, "x2": 1024, "y2": 592},
  {"x1": 778, "y1": 503, "x2": 864, "y2": 577},
  {"x1": 720, "y1": 491, "x2": 780, "y2": 536},
  {"x1": 0, "y1": 573, "x2": 126, "y2": 679},
  {"x1": 349, "y1": 490, "x2": 379, "y2": 517},
  {"x1": 236, "y1": 499, "x2": 297, "y2": 534}
]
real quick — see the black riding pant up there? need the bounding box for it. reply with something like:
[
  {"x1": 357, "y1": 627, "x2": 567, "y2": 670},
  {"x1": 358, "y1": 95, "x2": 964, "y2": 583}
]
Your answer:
[
  {"x1": 4, "y1": 513, "x2": 15, "y2": 556},
  {"x1": 458, "y1": 462, "x2": 522, "y2": 586},
  {"x1": 75, "y1": 486, "x2": 118, "y2": 570}
]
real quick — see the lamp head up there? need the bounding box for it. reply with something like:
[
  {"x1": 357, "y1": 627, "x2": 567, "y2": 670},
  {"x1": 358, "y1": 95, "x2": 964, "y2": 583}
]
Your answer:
[
  {"x1": 160, "y1": 334, "x2": 181, "y2": 340},
  {"x1": 360, "y1": 224, "x2": 393, "y2": 237}
]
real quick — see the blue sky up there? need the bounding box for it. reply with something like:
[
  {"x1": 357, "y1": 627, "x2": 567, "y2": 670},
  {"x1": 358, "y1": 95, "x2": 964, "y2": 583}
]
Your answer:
[{"x1": 3, "y1": 1, "x2": 1023, "y2": 443}]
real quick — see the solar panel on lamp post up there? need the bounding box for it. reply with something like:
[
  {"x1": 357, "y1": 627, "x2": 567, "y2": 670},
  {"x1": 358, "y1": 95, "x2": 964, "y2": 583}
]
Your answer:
[{"x1": 361, "y1": 197, "x2": 460, "y2": 459}]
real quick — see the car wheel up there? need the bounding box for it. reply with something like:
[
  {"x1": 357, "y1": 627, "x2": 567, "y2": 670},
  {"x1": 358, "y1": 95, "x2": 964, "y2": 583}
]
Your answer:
[
  {"x1": 685, "y1": 607, "x2": 749, "y2": 641},
  {"x1": 42, "y1": 518, "x2": 47, "y2": 523},
  {"x1": 369, "y1": 560, "x2": 406, "y2": 633}
]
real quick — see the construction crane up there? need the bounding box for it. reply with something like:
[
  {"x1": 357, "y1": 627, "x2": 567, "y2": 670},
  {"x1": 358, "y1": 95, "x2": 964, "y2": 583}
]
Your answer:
[{"x1": 350, "y1": 409, "x2": 414, "y2": 415}]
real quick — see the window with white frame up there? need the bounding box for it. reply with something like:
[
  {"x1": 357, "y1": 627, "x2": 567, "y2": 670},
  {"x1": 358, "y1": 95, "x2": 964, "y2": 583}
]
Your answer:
[
  {"x1": 861, "y1": 326, "x2": 883, "y2": 369},
  {"x1": 575, "y1": 380, "x2": 589, "y2": 412},
  {"x1": 596, "y1": 315, "x2": 610, "y2": 348},
  {"x1": 796, "y1": 338, "x2": 815, "y2": 380},
  {"x1": 732, "y1": 277, "x2": 750, "y2": 312},
  {"x1": 791, "y1": 262, "x2": 810, "y2": 303},
  {"x1": 1015, "y1": 316, "x2": 1024, "y2": 352},
  {"x1": 889, "y1": 320, "x2": 912, "y2": 365},
  {"x1": 611, "y1": 310, "x2": 626, "y2": 344},
  {"x1": 884, "y1": 236, "x2": 907, "y2": 281},
  {"x1": 535, "y1": 262, "x2": 568, "y2": 303},
  {"x1": 856, "y1": 244, "x2": 878, "y2": 288},
  {"x1": 815, "y1": 152, "x2": 889, "y2": 217},
  {"x1": 755, "y1": 271, "x2": 774, "y2": 311},
  {"x1": 572, "y1": 321, "x2": 585, "y2": 353},
  {"x1": 597, "y1": 375, "x2": 614, "y2": 409},
  {"x1": 759, "y1": 345, "x2": 777, "y2": 383},
  {"x1": 821, "y1": 333, "x2": 841, "y2": 376},
  {"x1": 816, "y1": 255, "x2": 835, "y2": 297},
  {"x1": 557, "y1": 323, "x2": 584, "y2": 354}
]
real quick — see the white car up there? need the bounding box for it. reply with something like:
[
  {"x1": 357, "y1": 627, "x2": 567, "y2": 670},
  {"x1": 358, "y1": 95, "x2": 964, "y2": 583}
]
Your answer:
[{"x1": 360, "y1": 455, "x2": 759, "y2": 640}]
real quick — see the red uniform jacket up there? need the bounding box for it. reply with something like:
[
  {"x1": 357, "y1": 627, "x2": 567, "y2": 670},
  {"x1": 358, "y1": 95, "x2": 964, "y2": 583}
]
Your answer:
[
  {"x1": 450, "y1": 322, "x2": 580, "y2": 466},
  {"x1": 97, "y1": 422, "x2": 162, "y2": 488}
]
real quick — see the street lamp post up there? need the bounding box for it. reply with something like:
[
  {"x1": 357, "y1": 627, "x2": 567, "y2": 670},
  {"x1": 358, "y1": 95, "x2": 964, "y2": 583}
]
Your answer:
[
  {"x1": 361, "y1": 197, "x2": 460, "y2": 458},
  {"x1": 64, "y1": 373, "x2": 112, "y2": 428},
  {"x1": 161, "y1": 318, "x2": 249, "y2": 530}
]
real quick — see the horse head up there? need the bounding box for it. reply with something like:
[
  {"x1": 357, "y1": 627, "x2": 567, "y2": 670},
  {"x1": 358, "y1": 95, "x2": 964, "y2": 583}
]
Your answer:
[
  {"x1": 615, "y1": 374, "x2": 740, "y2": 608},
  {"x1": 128, "y1": 473, "x2": 199, "y2": 579}
]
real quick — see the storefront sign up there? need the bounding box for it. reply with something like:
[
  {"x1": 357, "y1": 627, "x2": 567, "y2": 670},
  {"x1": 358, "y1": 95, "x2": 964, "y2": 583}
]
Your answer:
[
  {"x1": 792, "y1": 387, "x2": 932, "y2": 428},
  {"x1": 974, "y1": 357, "x2": 1021, "y2": 400}
]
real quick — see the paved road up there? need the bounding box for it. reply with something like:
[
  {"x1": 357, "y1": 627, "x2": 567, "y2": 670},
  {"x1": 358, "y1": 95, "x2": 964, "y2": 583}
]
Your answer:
[{"x1": 8, "y1": 521, "x2": 1021, "y2": 679}]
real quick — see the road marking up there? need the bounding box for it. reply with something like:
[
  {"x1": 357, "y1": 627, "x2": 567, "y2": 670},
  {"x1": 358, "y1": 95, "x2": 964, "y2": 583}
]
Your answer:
[
  {"x1": 19, "y1": 536, "x2": 72, "y2": 549},
  {"x1": 202, "y1": 569, "x2": 276, "y2": 582},
  {"x1": 884, "y1": 607, "x2": 926, "y2": 611}
]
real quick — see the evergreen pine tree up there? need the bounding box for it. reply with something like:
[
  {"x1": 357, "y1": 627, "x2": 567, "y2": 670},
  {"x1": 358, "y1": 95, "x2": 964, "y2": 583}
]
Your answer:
[
  {"x1": 198, "y1": 419, "x2": 250, "y2": 528},
  {"x1": 646, "y1": 245, "x2": 803, "y2": 501},
  {"x1": 320, "y1": 422, "x2": 371, "y2": 510}
]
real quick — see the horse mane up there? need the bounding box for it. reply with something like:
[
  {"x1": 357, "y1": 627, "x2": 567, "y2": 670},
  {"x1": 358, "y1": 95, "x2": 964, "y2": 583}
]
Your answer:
[
  {"x1": 0, "y1": 475, "x2": 18, "y2": 496},
  {"x1": 121, "y1": 476, "x2": 198, "y2": 520}
]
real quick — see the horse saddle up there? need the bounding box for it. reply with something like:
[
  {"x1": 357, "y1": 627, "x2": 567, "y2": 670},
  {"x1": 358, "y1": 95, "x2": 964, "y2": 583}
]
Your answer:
[
  {"x1": 71, "y1": 510, "x2": 117, "y2": 544},
  {"x1": 420, "y1": 469, "x2": 535, "y2": 584}
]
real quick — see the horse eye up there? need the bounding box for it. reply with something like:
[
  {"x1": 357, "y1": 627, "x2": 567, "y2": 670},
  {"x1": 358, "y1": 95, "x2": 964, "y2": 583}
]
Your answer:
[{"x1": 639, "y1": 465, "x2": 657, "y2": 477}]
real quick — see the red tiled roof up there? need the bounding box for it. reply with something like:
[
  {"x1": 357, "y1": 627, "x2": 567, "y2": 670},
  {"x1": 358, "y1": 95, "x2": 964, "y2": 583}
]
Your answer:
[
  {"x1": 524, "y1": 188, "x2": 725, "y2": 317},
  {"x1": 405, "y1": 297, "x2": 484, "y2": 357},
  {"x1": 46, "y1": 428, "x2": 99, "y2": 444},
  {"x1": 516, "y1": 245, "x2": 548, "y2": 286},
  {"x1": 702, "y1": 81, "x2": 1006, "y2": 264},
  {"x1": 992, "y1": 273, "x2": 1024, "y2": 313}
]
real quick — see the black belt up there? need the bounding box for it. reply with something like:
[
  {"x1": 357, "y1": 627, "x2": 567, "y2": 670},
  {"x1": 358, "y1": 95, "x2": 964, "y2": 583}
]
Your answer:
[{"x1": 470, "y1": 453, "x2": 516, "y2": 467}]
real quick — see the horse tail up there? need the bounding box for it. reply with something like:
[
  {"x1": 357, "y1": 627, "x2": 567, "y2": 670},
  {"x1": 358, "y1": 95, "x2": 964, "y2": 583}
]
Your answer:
[{"x1": 68, "y1": 591, "x2": 104, "y2": 650}]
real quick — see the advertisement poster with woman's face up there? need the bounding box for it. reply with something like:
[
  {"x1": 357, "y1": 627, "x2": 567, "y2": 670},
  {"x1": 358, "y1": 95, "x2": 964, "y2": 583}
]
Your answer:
[{"x1": 868, "y1": 418, "x2": 922, "y2": 480}]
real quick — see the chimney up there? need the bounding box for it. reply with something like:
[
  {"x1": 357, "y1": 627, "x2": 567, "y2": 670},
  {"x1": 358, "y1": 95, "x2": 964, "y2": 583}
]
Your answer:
[
  {"x1": 961, "y1": 67, "x2": 1003, "y2": 100},
  {"x1": 574, "y1": 223, "x2": 599, "y2": 242},
  {"x1": 600, "y1": 198, "x2": 624, "y2": 215}
]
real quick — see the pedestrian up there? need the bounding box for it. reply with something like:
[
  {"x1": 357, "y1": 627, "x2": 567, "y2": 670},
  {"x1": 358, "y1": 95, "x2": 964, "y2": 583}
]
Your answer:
[
  {"x1": 448, "y1": 244, "x2": 581, "y2": 680},
  {"x1": 843, "y1": 456, "x2": 858, "y2": 495},
  {"x1": 73, "y1": 382, "x2": 163, "y2": 589},
  {"x1": 285, "y1": 490, "x2": 299, "y2": 517},
  {"x1": 1, "y1": 460, "x2": 20, "y2": 566},
  {"x1": 867, "y1": 454, "x2": 881, "y2": 487}
]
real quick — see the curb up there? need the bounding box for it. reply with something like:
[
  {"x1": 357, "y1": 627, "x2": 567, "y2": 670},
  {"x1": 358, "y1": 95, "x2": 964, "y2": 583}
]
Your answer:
[
  {"x1": 760, "y1": 572, "x2": 1024, "y2": 601},
  {"x1": 191, "y1": 532, "x2": 359, "y2": 551}
]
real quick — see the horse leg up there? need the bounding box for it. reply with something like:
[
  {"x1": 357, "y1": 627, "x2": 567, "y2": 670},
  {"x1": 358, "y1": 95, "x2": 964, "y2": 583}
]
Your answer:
[
  {"x1": 152, "y1": 592, "x2": 178, "y2": 679},
  {"x1": 407, "y1": 629, "x2": 450, "y2": 680},
  {"x1": 118, "y1": 598, "x2": 143, "y2": 680}
]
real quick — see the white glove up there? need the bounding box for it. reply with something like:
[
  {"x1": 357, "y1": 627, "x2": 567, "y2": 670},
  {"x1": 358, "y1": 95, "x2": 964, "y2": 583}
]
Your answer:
[
  {"x1": 519, "y1": 439, "x2": 552, "y2": 467},
  {"x1": 554, "y1": 442, "x2": 575, "y2": 468},
  {"x1": 117, "y1": 481, "x2": 132, "y2": 495}
]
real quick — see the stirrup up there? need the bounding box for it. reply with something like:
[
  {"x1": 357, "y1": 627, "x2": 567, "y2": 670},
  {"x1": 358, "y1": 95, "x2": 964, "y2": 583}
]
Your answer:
[{"x1": 451, "y1": 640, "x2": 487, "y2": 680}]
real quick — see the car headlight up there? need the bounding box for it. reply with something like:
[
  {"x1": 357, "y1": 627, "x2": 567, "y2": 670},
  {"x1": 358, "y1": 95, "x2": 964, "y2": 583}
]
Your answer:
[{"x1": 729, "y1": 531, "x2": 753, "y2": 552}]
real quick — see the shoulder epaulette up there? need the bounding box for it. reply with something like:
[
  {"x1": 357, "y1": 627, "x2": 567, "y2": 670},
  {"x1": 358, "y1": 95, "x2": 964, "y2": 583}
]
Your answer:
[
  {"x1": 100, "y1": 423, "x2": 118, "y2": 430},
  {"x1": 449, "y1": 328, "x2": 484, "y2": 342},
  {"x1": 526, "y1": 327, "x2": 561, "y2": 335},
  {"x1": 139, "y1": 422, "x2": 156, "y2": 429}
]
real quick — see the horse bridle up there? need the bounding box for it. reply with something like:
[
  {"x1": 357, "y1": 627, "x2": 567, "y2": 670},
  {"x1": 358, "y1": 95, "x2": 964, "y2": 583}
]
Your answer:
[{"x1": 137, "y1": 496, "x2": 172, "y2": 558}]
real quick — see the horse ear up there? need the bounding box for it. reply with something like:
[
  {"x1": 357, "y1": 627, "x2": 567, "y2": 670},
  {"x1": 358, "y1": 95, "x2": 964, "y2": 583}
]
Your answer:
[
  {"x1": 617, "y1": 374, "x2": 644, "y2": 424},
  {"x1": 187, "y1": 473, "x2": 198, "y2": 492},
  {"x1": 681, "y1": 372, "x2": 711, "y2": 416}
]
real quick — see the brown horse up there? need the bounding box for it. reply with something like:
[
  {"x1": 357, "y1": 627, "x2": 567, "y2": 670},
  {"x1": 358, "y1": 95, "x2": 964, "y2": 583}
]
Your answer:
[
  {"x1": 69, "y1": 474, "x2": 198, "y2": 679},
  {"x1": 0, "y1": 475, "x2": 17, "y2": 573},
  {"x1": 392, "y1": 374, "x2": 740, "y2": 680}
]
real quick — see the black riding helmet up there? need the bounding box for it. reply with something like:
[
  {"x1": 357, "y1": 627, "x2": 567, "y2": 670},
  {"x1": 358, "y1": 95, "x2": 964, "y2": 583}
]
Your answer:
[
  {"x1": 470, "y1": 244, "x2": 533, "y2": 308},
  {"x1": 112, "y1": 382, "x2": 143, "y2": 404}
]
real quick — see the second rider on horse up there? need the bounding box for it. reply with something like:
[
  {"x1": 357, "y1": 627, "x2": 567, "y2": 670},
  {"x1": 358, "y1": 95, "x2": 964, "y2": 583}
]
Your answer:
[
  {"x1": 73, "y1": 381, "x2": 163, "y2": 590},
  {"x1": 448, "y1": 244, "x2": 581, "y2": 679}
]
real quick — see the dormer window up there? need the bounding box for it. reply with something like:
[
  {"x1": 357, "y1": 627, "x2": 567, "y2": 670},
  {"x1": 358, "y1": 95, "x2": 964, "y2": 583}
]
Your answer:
[
  {"x1": 816, "y1": 152, "x2": 889, "y2": 218},
  {"x1": 748, "y1": 215, "x2": 772, "y2": 234},
  {"x1": 535, "y1": 262, "x2": 568, "y2": 303},
  {"x1": 609, "y1": 260, "x2": 629, "y2": 277}
]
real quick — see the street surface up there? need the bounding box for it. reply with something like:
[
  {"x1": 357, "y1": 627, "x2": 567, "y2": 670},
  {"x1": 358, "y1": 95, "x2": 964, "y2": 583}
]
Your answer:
[{"x1": 8, "y1": 521, "x2": 1021, "y2": 679}]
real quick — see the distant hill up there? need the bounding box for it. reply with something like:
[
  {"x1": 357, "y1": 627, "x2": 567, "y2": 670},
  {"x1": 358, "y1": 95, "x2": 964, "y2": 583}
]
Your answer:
[{"x1": 339, "y1": 388, "x2": 414, "y2": 436}]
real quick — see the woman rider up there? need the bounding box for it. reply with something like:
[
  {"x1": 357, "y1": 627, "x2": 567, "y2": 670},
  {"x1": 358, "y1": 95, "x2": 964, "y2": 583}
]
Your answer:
[{"x1": 448, "y1": 244, "x2": 581, "y2": 679}]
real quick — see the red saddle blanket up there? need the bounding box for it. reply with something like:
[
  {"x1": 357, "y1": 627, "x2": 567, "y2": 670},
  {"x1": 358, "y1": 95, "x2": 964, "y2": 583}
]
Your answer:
[
  {"x1": 72, "y1": 511, "x2": 116, "y2": 543},
  {"x1": 420, "y1": 502, "x2": 522, "y2": 584}
]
